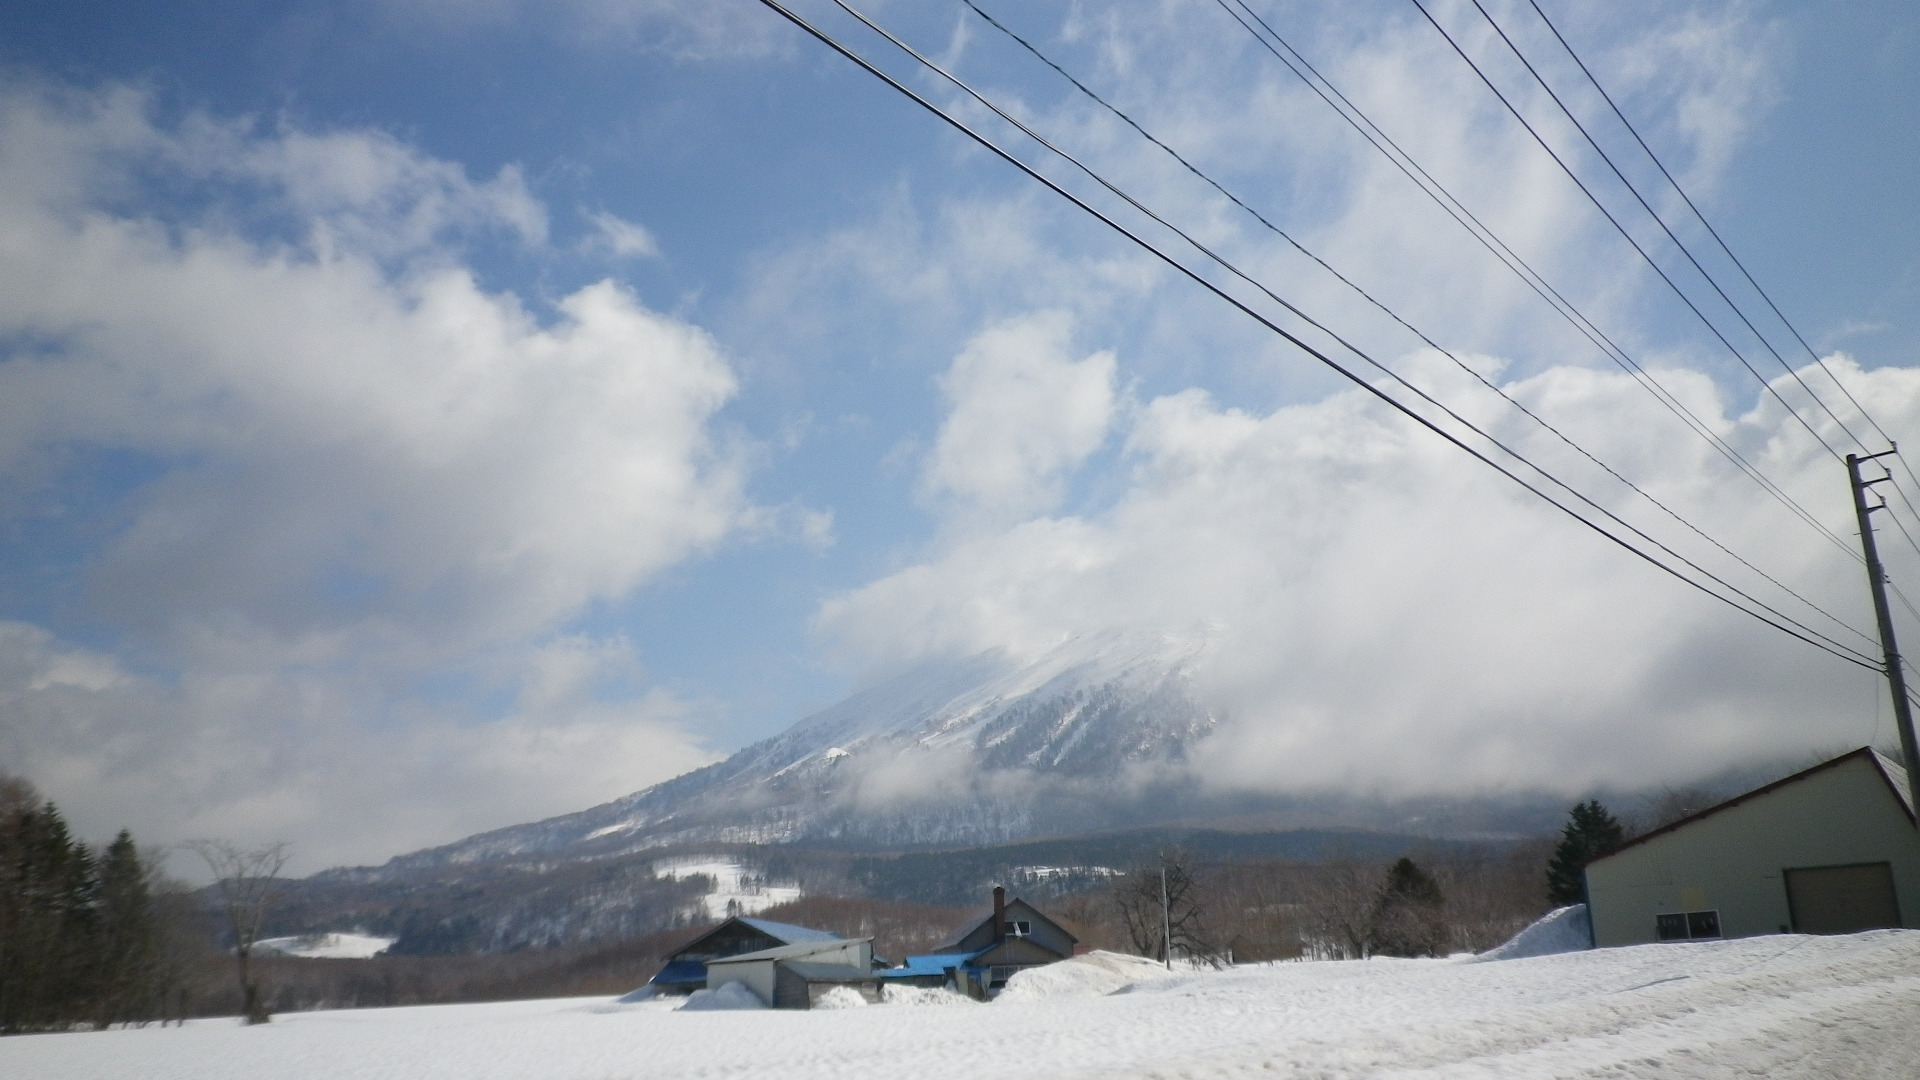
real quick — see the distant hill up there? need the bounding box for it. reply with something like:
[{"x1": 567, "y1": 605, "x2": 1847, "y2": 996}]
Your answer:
[{"x1": 272, "y1": 632, "x2": 1585, "y2": 952}]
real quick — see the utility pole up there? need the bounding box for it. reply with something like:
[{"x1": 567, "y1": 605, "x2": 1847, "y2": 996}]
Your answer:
[
  {"x1": 1159, "y1": 862, "x2": 1172, "y2": 971},
  {"x1": 1847, "y1": 450, "x2": 1920, "y2": 795}
]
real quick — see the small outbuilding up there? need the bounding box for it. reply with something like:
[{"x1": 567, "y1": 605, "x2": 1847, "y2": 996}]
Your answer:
[
  {"x1": 705, "y1": 937, "x2": 882, "y2": 1009},
  {"x1": 643, "y1": 916, "x2": 849, "y2": 996},
  {"x1": 1583, "y1": 747, "x2": 1918, "y2": 947},
  {"x1": 883, "y1": 886, "x2": 1079, "y2": 997}
]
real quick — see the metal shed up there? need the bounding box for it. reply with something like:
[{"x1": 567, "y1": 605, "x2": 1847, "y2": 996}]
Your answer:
[
  {"x1": 704, "y1": 937, "x2": 879, "y2": 1009},
  {"x1": 1583, "y1": 747, "x2": 1918, "y2": 947}
]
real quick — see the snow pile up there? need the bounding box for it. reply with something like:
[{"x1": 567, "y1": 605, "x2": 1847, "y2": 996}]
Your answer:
[
  {"x1": 810, "y1": 987, "x2": 868, "y2": 1010},
  {"x1": 1476, "y1": 905, "x2": 1592, "y2": 962},
  {"x1": 995, "y1": 950, "x2": 1175, "y2": 1002},
  {"x1": 612, "y1": 985, "x2": 657, "y2": 1004},
  {"x1": 253, "y1": 933, "x2": 395, "y2": 959},
  {"x1": 675, "y1": 982, "x2": 765, "y2": 1011},
  {"x1": 9, "y1": 931, "x2": 1920, "y2": 1078},
  {"x1": 881, "y1": 985, "x2": 973, "y2": 1007}
]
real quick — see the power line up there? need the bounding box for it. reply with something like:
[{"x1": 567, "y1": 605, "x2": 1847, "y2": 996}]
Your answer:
[
  {"x1": 1406, "y1": 0, "x2": 1845, "y2": 462},
  {"x1": 1210, "y1": 0, "x2": 1863, "y2": 565},
  {"x1": 959, "y1": 0, "x2": 1876, "y2": 651},
  {"x1": 840, "y1": 0, "x2": 1871, "y2": 661},
  {"x1": 1523, "y1": 0, "x2": 1901, "y2": 457},
  {"x1": 1464, "y1": 0, "x2": 1872, "y2": 457},
  {"x1": 748, "y1": 0, "x2": 1882, "y2": 672},
  {"x1": 1507, "y1": 2, "x2": 1920, "y2": 626}
]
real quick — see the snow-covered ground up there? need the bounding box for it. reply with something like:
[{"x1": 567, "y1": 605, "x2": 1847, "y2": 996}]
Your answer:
[
  {"x1": 9, "y1": 931, "x2": 1917, "y2": 1078},
  {"x1": 253, "y1": 932, "x2": 396, "y2": 959},
  {"x1": 651, "y1": 857, "x2": 801, "y2": 920}
]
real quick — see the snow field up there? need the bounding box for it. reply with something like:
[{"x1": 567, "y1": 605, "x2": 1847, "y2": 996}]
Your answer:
[
  {"x1": 253, "y1": 933, "x2": 397, "y2": 960},
  {"x1": 649, "y1": 857, "x2": 802, "y2": 920},
  {"x1": 7, "y1": 930, "x2": 1916, "y2": 1079}
]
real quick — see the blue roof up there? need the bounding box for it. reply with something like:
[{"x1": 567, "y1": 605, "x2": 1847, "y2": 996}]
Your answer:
[
  {"x1": 879, "y1": 951, "x2": 986, "y2": 979},
  {"x1": 648, "y1": 959, "x2": 708, "y2": 986},
  {"x1": 737, "y1": 918, "x2": 845, "y2": 944}
]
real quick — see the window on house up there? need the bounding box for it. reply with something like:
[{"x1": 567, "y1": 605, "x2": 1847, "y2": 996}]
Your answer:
[
  {"x1": 1656, "y1": 910, "x2": 1721, "y2": 940},
  {"x1": 1004, "y1": 920, "x2": 1030, "y2": 937}
]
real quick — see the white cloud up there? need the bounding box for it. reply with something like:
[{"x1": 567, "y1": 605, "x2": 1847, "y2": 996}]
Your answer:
[
  {"x1": 922, "y1": 311, "x2": 1116, "y2": 520},
  {"x1": 0, "y1": 82, "x2": 745, "y2": 662},
  {"x1": 820, "y1": 353, "x2": 1919, "y2": 799},
  {"x1": 582, "y1": 209, "x2": 661, "y2": 259},
  {"x1": 0, "y1": 83, "x2": 748, "y2": 869},
  {"x1": 0, "y1": 622, "x2": 716, "y2": 873}
]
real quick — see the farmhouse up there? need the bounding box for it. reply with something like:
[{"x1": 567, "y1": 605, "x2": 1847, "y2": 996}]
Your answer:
[
  {"x1": 883, "y1": 886, "x2": 1079, "y2": 998},
  {"x1": 642, "y1": 916, "x2": 849, "y2": 996},
  {"x1": 1584, "y1": 747, "x2": 1919, "y2": 947},
  {"x1": 705, "y1": 937, "x2": 883, "y2": 1009}
]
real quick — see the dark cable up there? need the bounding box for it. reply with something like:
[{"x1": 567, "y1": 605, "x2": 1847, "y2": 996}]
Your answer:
[
  {"x1": 1524, "y1": 0, "x2": 1900, "y2": 456},
  {"x1": 1406, "y1": 0, "x2": 1843, "y2": 461},
  {"x1": 748, "y1": 0, "x2": 1882, "y2": 671},
  {"x1": 1468, "y1": 0, "x2": 1870, "y2": 456},
  {"x1": 960, "y1": 0, "x2": 1875, "y2": 650},
  {"x1": 1212, "y1": 0, "x2": 1862, "y2": 565}
]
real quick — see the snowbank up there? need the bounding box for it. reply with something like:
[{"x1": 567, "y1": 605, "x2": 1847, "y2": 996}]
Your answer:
[
  {"x1": 1476, "y1": 904, "x2": 1592, "y2": 962},
  {"x1": 881, "y1": 985, "x2": 973, "y2": 1007},
  {"x1": 676, "y1": 982, "x2": 765, "y2": 1011},
  {"x1": 995, "y1": 950, "x2": 1175, "y2": 1002},
  {"x1": 9, "y1": 931, "x2": 1919, "y2": 1079},
  {"x1": 810, "y1": 987, "x2": 868, "y2": 1010}
]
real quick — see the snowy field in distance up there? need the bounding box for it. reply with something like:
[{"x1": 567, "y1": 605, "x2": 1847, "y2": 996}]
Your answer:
[
  {"x1": 253, "y1": 933, "x2": 396, "y2": 959},
  {"x1": 8, "y1": 931, "x2": 1917, "y2": 1079},
  {"x1": 651, "y1": 857, "x2": 801, "y2": 920}
]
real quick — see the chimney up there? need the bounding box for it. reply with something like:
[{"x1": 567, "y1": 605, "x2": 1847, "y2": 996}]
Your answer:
[{"x1": 993, "y1": 885, "x2": 1007, "y2": 941}]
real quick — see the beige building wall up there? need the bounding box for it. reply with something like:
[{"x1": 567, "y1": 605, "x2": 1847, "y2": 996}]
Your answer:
[
  {"x1": 705, "y1": 958, "x2": 777, "y2": 1004},
  {"x1": 1586, "y1": 753, "x2": 1920, "y2": 947}
]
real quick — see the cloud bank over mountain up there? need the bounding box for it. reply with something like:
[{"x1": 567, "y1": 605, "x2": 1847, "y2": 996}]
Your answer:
[{"x1": 822, "y1": 332, "x2": 1916, "y2": 800}]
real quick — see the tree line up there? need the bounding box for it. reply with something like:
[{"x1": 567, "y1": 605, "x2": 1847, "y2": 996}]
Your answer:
[
  {"x1": 1088, "y1": 797, "x2": 1639, "y2": 965},
  {"x1": 0, "y1": 776, "x2": 175, "y2": 1033}
]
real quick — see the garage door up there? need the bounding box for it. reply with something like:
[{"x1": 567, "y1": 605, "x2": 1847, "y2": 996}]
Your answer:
[{"x1": 1784, "y1": 862, "x2": 1901, "y2": 934}]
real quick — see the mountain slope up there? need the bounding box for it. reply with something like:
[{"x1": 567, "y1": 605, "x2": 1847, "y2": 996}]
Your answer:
[{"x1": 353, "y1": 630, "x2": 1221, "y2": 878}]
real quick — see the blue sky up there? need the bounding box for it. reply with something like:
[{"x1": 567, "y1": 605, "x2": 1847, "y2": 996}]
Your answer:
[{"x1": 3, "y1": 0, "x2": 1919, "y2": 872}]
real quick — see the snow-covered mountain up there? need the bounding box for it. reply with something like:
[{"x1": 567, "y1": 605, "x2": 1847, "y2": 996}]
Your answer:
[{"x1": 360, "y1": 630, "x2": 1222, "y2": 878}]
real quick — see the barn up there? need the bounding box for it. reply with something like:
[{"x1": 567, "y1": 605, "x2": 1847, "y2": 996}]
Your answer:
[
  {"x1": 1583, "y1": 747, "x2": 1919, "y2": 947},
  {"x1": 704, "y1": 937, "x2": 882, "y2": 1009},
  {"x1": 640, "y1": 916, "x2": 849, "y2": 996}
]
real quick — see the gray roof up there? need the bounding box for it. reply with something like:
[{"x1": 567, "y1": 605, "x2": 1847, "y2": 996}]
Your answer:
[
  {"x1": 933, "y1": 896, "x2": 1074, "y2": 952},
  {"x1": 737, "y1": 918, "x2": 846, "y2": 944},
  {"x1": 707, "y1": 938, "x2": 871, "y2": 966},
  {"x1": 781, "y1": 961, "x2": 877, "y2": 983},
  {"x1": 1871, "y1": 748, "x2": 1914, "y2": 814}
]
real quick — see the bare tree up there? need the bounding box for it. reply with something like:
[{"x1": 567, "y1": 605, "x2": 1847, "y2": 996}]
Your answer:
[
  {"x1": 188, "y1": 840, "x2": 288, "y2": 1024},
  {"x1": 1111, "y1": 848, "x2": 1224, "y2": 966},
  {"x1": 1296, "y1": 858, "x2": 1385, "y2": 959}
]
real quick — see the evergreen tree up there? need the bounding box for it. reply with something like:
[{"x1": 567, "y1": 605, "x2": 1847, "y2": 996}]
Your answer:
[
  {"x1": 0, "y1": 776, "x2": 170, "y2": 1034},
  {"x1": 95, "y1": 832, "x2": 160, "y2": 1026},
  {"x1": 1545, "y1": 800, "x2": 1625, "y2": 906},
  {"x1": 1370, "y1": 857, "x2": 1447, "y2": 957}
]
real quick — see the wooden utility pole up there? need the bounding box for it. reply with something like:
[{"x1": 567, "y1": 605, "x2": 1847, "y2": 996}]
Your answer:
[
  {"x1": 1159, "y1": 863, "x2": 1172, "y2": 970},
  {"x1": 1846, "y1": 450, "x2": 1920, "y2": 794}
]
